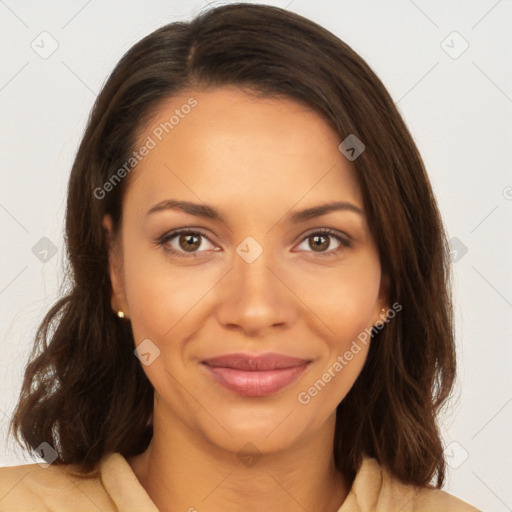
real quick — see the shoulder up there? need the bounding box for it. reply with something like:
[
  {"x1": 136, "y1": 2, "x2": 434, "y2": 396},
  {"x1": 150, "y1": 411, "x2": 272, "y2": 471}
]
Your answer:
[
  {"x1": 412, "y1": 485, "x2": 481, "y2": 512},
  {"x1": 0, "y1": 460, "x2": 115, "y2": 511},
  {"x1": 347, "y1": 456, "x2": 481, "y2": 512}
]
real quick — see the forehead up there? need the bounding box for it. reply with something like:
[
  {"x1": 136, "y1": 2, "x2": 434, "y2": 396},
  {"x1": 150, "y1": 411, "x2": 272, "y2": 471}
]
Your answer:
[{"x1": 124, "y1": 86, "x2": 363, "y2": 221}]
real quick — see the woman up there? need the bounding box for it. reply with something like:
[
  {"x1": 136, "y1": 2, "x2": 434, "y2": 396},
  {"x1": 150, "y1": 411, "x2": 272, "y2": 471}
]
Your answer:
[{"x1": 0, "y1": 3, "x2": 480, "y2": 511}]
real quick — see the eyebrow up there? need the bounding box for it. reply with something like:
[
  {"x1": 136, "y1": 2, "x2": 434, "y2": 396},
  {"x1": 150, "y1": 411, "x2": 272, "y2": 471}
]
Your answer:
[{"x1": 146, "y1": 199, "x2": 363, "y2": 223}]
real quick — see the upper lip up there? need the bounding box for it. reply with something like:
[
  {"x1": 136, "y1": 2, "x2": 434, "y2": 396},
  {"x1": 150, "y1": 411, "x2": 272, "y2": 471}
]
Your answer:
[{"x1": 202, "y1": 353, "x2": 311, "y2": 371}]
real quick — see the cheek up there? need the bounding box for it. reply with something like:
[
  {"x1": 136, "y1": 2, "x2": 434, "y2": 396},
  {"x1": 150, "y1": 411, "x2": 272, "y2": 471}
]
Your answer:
[
  {"x1": 291, "y1": 252, "x2": 382, "y2": 343},
  {"x1": 121, "y1": 236, "x2": 216, "y2": 341},
  {"x1": 291, "y1": 253, "x2": 380, "y2": 399}
]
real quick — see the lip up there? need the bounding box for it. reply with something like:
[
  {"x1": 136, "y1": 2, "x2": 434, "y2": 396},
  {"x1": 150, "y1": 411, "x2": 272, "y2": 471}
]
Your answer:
[{"x1": 201, "y1": 353, "x2": 311, "y2": 397}]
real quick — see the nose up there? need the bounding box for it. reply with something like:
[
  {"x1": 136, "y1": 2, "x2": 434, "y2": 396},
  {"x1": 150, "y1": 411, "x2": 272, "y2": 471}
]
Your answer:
[{"x1": 214, "y1": 246, "x2": 298, "y2": 337}]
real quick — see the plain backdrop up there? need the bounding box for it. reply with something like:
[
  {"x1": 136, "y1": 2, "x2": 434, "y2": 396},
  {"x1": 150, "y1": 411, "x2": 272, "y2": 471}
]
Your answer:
[{"x1": 0, "y1": 1, "x2": 511, "y2": 510}]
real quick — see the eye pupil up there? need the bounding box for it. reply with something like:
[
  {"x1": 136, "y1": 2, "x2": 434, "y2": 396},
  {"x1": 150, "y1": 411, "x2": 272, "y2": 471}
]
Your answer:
[
  {"x1": 311, "y1": 234, "x2": 329, "y2": 251},
  {"x1": 179, "y1": 233, "x2": 201, "y2": 252}
]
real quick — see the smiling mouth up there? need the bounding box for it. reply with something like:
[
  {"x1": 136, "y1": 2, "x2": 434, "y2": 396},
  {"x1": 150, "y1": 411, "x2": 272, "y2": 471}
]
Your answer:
[{"x1": 201, "y1": 353, "x2": 312, "y2": 397}]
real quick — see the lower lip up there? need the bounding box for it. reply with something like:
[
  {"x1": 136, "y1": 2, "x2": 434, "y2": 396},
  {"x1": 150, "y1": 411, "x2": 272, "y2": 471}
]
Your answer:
[{"x1": 202, "y1": 363, "x2": 310, "y2": 397}]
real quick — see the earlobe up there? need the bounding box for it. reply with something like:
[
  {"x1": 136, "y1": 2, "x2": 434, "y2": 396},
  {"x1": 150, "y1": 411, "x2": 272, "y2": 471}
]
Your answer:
[
  {"x1": 379, "y1": 307, "x2": 387, "y2": 320},
  {"x1": 102, "y1": 214, "x2": 129, "y2": 319},
  {"x1": 374, "y1": 272, "x2": 391, "y2": 326}
]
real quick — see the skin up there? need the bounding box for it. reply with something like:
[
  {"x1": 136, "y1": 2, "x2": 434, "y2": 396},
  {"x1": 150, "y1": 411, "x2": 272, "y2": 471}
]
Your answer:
[{"x1": 103, "y1": 86, "x2": 388, "y2": 512}]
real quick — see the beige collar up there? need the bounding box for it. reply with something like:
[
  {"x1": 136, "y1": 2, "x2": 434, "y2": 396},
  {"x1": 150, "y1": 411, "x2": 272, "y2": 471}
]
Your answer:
[{"x1": 99, "y1": 452, "x2": 419, "y2": 512}]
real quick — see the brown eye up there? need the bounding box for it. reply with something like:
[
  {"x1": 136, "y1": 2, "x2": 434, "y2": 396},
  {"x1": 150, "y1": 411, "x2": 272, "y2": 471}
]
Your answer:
[
  {"x1": 178, "y1": 233, "x2": 202, "y2": 252},
  {"x1": 309, "y1": 234, "x2": 330, "y2": 252},
  {"x1": 158, "y1": 229, "x2": 217, "y2": 257},
  {"x1": 295, "y1": 229, "x2": 350, "y2": 257}
]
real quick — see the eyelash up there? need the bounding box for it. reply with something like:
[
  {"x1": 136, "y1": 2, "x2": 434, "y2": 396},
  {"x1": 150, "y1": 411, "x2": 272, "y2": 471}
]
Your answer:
[{"x1": 154, "y1": 228, "x2": 351, "y2": 259}]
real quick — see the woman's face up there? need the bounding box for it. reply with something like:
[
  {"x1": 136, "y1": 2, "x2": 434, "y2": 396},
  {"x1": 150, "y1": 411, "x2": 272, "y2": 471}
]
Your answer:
[{"x1": 105, "y1": 86, "x2": 387, "y2": 455}]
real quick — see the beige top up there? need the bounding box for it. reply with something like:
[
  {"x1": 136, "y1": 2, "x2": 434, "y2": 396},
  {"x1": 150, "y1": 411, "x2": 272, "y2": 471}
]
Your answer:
[{"x1": 0, "y1": 452, "x2": 480, "y2": 511}]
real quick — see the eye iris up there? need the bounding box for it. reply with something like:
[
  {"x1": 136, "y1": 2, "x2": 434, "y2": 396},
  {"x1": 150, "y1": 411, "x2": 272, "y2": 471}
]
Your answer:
[
  {"x1": 179, "y1": 233, "x2": 201, "y2": 252},
  {"x1": 310, "y1": 234, "x2": 329, "y2": 251}
]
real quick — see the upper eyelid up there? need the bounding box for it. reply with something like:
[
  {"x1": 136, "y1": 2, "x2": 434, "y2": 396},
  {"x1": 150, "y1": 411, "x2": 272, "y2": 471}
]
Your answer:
[{"x1": 160, "y1": 228, "x2": 215, "y2": 244}]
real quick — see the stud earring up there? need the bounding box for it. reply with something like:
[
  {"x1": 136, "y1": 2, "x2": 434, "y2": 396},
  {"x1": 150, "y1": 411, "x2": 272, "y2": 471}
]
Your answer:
[{"x1": 117, "y1": 311, "x2": 125, "y2": 319}]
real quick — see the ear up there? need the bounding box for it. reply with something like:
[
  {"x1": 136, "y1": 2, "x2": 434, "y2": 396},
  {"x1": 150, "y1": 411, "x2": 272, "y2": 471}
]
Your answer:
[
  {"x1": 373, "y1": 271, "x2": 391, "y2": 325},
  {"x1": 102, "y1": 214, "x2": 129, "y2": 319}
]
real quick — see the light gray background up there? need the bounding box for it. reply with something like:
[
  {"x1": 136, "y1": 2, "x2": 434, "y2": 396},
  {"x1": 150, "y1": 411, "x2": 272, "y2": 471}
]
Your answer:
[{"x1": 1, "y1": 1, "x2": 511, "y2": 510}]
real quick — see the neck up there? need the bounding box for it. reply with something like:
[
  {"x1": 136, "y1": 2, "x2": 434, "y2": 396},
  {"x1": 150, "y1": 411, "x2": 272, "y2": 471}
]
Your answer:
[{"x1": 128, "y1": 404, "x2": 349, "y2": 512}]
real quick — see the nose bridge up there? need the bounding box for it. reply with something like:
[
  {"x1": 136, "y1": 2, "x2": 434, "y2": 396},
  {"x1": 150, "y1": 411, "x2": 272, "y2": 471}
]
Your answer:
[
  {"x1": 232, "y1": 235, "x2": 280, "y2": 300},
  {"x1": 214, "y1": 235, "x2": 296, "y2": 333}
]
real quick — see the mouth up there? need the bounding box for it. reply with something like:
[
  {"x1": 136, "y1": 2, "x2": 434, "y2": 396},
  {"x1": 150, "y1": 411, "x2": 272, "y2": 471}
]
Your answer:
[{"x1": 201, "y1": 353, "x2": 312, "y2": 397}]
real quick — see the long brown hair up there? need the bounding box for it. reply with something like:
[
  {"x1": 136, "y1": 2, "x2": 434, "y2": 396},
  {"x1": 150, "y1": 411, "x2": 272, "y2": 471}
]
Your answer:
[{"x1": 9, "y1": 2, "x2": 455, "y2": 487}]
